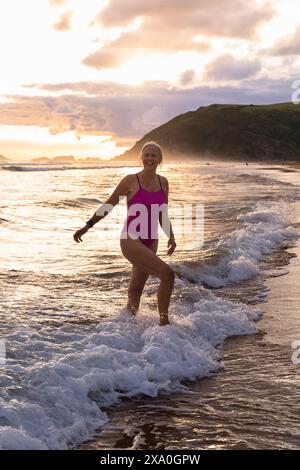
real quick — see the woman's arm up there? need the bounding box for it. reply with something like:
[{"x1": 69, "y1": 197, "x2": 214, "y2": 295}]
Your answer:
[
  {"x1": 86, "y1": 175, "x2": 131, "y2": 227},
  {"x1": 159, "y1": 177, "x2": 176, "y2": 255},
  {"x1": 73, "y1": 175, "x2": 131, "y2": 242}
]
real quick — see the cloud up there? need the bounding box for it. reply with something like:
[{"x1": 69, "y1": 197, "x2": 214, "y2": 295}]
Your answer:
[
  {"x1": 139, "y1": 106, "x2": 168, "y2": 129},
  {"x1": 114, "y1": 137, "x2": 137, "y2": 148},
  {"x1": 83, "y1": 29, "x2": 210, "y2": 69},
  {"x1": 178, "y1": 70, "x2": 196, "y2": 87},
  {"x1": 1, "y1": 76, "x2": 295, "y2": 145},
  {"x1": 83, "y1": 47, "x2": 125, "y2": 69},
  {"x1": 270, "y1": 26, "x2": 300, "y2": 56},
  {"x1": 0, "y1": 94, "x2": 109, "y2": 135},
  {"x1": 96, "y1": 0, "x2": 274, "y2": 37},
  {"x1": 25, "y1": 80, "x2": 167, "y2": 96},
  {"x1": 84, "y1": 0, "x2": 274, "y2": 69},
  {"x1": 49, "y1": 0, "x2": 67, "y2": 6},
  {"x1": 204, "y1": 54, "x2": 261, "y2": 80},
  {"x1": 53, "y1": 10, "x2": 72, "y2": 31}
]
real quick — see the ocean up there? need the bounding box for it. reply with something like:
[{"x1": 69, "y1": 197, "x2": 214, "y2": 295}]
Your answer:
[{"x1": 0, "y1": 160, "x2": 299, "y2": 450}]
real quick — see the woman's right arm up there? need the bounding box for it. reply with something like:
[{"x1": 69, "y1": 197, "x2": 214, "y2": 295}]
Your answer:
[{"x1": 73, "y1": 175, "x2": 132, "y2": 243}]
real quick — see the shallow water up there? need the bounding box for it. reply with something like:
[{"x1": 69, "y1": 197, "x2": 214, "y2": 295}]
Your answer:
[
  {"x1": 0, "y1": 160, "x2": 299, "y2": 449},
  {"x1": 81, "y1": 226, "x2": 300, "y2": 450}
]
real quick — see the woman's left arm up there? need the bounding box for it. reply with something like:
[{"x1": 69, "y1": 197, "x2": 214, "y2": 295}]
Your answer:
[{"x1": 159, "y1": 177, "x2": 176, "y2": 256}]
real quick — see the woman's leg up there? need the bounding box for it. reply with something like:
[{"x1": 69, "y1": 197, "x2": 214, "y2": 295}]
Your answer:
[
  {"x1": 120, "y1": 238, "x2": 175, "y2": 325},
  {"x1": 126, "y1": 266, "x2": 149, "y2": 315},
  {"x1": 126, "y1": 240, "x2": 158, "y2": 314}
]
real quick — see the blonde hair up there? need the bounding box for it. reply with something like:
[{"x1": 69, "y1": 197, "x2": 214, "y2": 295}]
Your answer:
[{"x1": 139, "y1": 141, "x2": 163, "y2": 167}]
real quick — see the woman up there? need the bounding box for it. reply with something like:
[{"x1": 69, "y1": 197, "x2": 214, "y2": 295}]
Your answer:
[{"x1": 73, "y1": 141, "x2": 176, "y2": 326}]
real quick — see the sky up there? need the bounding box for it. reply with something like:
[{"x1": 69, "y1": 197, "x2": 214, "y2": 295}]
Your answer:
[{"x1": 0, "y1": 0, "x2": 300, "y2": 161}]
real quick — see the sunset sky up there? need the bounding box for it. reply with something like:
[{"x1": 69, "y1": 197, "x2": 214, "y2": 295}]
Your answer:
[{"x1": 0, "y1": 0, "x2": 300, "y2": 161}]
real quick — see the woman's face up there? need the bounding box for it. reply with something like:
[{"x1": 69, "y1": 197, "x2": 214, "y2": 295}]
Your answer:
[{"x1": 141, "y1": 145, "x2": 161, "y2": 169}]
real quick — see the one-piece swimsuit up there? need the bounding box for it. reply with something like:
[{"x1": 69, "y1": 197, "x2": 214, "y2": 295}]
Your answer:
[{"x1": 121, "y1": 173, "x2": 165, "y2": 247}]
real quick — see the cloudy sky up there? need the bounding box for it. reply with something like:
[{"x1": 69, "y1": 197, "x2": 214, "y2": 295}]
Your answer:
[{"x1": 0, "y1": 0, "x2": 299, "y2": 160}]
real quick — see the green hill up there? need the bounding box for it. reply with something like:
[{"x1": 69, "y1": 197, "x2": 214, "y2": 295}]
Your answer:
[{"x1": 112, "y1": 102, "x2": 300, "y2": 162}]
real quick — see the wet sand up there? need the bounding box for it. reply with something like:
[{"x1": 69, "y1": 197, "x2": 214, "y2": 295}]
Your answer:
[{"x1": 259, "y1": 161, "x2": 300, "y2": 171}]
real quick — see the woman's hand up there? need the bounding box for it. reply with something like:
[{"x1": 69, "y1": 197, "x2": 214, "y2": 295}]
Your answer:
[
  {"x1": 73, "y1": 225, "x2": 89, "y2": 243},
  {"x1": 167, "y1": 236, "x2": 176, "y2": 256}
]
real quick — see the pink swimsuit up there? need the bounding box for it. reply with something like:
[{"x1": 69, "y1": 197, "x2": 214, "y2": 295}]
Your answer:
[{"x1": 121, "y1": 174, "x2": 166, "y2": 247}]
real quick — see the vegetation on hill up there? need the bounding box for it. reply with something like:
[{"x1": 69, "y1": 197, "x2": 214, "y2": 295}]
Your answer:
[{"x1": 112, "y1": 102, "x2": 300, "y2": 162}]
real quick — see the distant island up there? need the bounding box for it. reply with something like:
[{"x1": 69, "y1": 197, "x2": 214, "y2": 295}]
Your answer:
[
  {"x1": 1, "y1": 155, "x2": 105, "y2": 164},
  {"x1": 76, "y1": 157, "x2": 105, "y2": 163},
  {"x1": 111, "y1": 102, "x2": 300, "y2": 162},
  {"x1": 30, "y1": 156, "x2": 76, "y2": 163}
]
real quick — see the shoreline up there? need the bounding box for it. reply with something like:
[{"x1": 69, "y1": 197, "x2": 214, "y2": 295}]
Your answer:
[
  {"x1": 283, "y1": 162, "x2": 300, "y2": 170},
  {"x1": 78, "y1": 202, "x2": 300, "y2": 450},
  {"x1": 1, "y1": 159, "x2": 300, "y2": 168}
]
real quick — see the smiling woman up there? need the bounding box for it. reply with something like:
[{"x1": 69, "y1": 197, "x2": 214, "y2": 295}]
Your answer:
[{"x1": 73, "y1": 141, "x2": 177, "y2": 326}]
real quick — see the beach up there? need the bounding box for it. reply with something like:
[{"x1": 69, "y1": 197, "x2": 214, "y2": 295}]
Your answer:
[
  {"x1": 0, "y1": 160, "x2": 299, "y2": 450},
  {"x1": 81, "y1": 201, "x2": 300, "y2": 450}
]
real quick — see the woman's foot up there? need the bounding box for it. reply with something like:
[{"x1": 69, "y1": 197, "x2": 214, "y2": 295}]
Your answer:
[
  {"x1": 159, "y1": 312, "x2": 170, "y2": 326},
  {"x1": 127, "y1": 304, "x2": 137, "y2": 316}
]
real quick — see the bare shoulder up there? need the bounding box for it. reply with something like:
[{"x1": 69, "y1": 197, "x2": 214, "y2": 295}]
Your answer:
[
  {"x1": 126, "y1": 173, "x2": 138, "y2": 189},
  {"x1": 122, "y1": 173, "x2": 138, "y2": 195},
  {"x1": 118, "y1": 173, "x2": 135, "y2": 189},
  {"x1": 159, "y1": 174, "x2": 169, "y2": 190},
  {"x1": 111, "y1": 173, "x2": 134, "y2": 197},
  {"x1": 122, "y1": 173, "x2": 135, "y2": 182}
]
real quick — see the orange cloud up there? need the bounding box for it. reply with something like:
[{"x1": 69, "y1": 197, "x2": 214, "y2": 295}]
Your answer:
[
  {"x1": 270, "y1": 26, "x2": 300, "y2": 56},
  {"x1": 83, "y1": 27, "x2": 210, "y2": 69},
  {"x1": 49, "y1": 0, "x2": 67, "y2": 6},
  {"x1": 53, "y1": 10, "x2": 72, "y2": 31},
  {"x1": 96, "y1": 0, "x2": 273, "y2": 35},
  {"x1": 84, "y1": 0, "x2": 275, "y2": 69},
  {"x1": 0, "y1": 95, "x2": 109, "y2": 134},
  {"x1": 83, "y1": 47, "x2": 125, "y2": 69}
]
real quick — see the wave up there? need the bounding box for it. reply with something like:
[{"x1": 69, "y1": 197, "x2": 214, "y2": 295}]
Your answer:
[
  {"x1": 0, "y1": 164, "x2": 132, "y2": 172},
  {"x1": 173, "y1": 202, "x2": 298, "y2": 288},
  {"x1": 38, "y1": 197, "x2": 101, "y2": 209},
  {"x1": 0, "y1": 288, "x2": 260, "y2": 449}
]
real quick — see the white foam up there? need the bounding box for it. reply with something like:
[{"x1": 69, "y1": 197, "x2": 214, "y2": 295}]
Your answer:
[
  {"x1": 0, "y1": 427, "x2": 47, "y2": 450},
  {"x1": 0, "y1": 290, "x2": 260, "y2": 450},
  {"x1": 173, "y1": 202, "x2": 298, "y2": 287}
]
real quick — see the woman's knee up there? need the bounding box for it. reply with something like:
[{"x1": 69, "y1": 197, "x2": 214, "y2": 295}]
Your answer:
[{"x1": 159, "y1": 265, "x2": 175, "y2": 283}]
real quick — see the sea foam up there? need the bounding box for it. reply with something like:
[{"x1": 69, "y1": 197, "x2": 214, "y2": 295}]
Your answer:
[
  {"x1": 0, "y1": 288, "x2": 260, "y2": 450},
  {"x1": 173, "y1": 202, "x2": 298, "y2": 287}
]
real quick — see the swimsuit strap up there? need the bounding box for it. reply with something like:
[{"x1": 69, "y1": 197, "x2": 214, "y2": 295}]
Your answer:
[
  {"x1": 136, "y1": 174, "x2": 142, "y2": 189},
  {"x1": 158, "y1": 175, "x2": 163, "y2": 190},
  {"x1": 136, "y1": 173, "x2": 162, "y2": 190}
]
